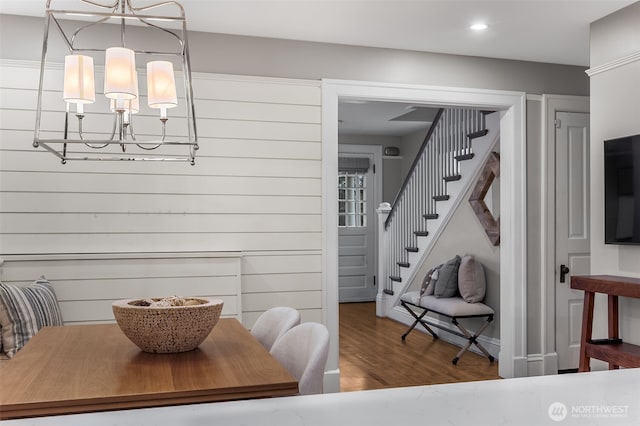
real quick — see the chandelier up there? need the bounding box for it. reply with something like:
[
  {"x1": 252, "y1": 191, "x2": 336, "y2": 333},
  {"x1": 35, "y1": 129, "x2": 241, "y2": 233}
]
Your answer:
[{"x1": 34, "y1": 0, "x2": 198, "y2": 164}]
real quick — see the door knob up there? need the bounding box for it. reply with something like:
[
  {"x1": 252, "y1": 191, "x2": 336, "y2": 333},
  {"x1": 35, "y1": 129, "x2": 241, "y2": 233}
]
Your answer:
[{"x1": 560, "y1": 264, "x2": 570, "y2": 283}]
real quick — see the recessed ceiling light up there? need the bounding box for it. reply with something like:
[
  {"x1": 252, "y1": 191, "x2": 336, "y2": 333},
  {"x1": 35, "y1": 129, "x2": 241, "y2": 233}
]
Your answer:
[{"x1": 470, "y1": 23, "x2": 488, "y2": 31}]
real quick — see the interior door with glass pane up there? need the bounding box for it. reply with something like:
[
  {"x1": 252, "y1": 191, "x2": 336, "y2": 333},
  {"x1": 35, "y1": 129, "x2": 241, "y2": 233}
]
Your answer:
[{"x1": 338, "y1": 155, "x2": 377, "y2": 302}]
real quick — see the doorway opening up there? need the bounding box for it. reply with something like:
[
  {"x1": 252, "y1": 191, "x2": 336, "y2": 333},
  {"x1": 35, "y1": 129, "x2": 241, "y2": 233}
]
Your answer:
[
  {"x1": 337, "y1": 101, "x2": 502, "y2": 391},
  {"x1": 322, "y1": 79, "x2": 527, "y2": 392}
]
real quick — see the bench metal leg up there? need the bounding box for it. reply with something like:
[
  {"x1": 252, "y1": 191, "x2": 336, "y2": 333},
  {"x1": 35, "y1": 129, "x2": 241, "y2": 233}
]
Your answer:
[
  {"x1": 451, "y1": 316, "x2": 495, "y2": 365},
  {"x1": 399, "y1": 300, "x2": 495, "y2": 366},
  {"x1": 400, "y1": 301, "x2": 437, "y2": 340}
]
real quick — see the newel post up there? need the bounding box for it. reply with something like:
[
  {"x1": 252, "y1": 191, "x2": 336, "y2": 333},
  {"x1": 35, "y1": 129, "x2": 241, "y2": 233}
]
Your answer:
[{"x1": 376, "y1": 202, "x2": 392, "y2": 317}]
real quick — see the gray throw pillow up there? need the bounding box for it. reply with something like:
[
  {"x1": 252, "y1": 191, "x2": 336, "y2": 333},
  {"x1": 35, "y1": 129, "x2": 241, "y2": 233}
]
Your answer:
[
  {"x1": 434, "y1": 255, "x2": 461, "y2": 298},
  {"x1": 419, "y1": 266, "x2": 440, "y2": 296},
  {"x1": 458, "y1": 255, "x2": 487, "y2": 303}
]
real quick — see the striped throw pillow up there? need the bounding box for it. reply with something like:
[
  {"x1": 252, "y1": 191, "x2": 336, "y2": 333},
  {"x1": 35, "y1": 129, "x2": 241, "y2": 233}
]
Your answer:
[{"x1": 0, "y1": 277, "x2": 64, "y2": 358}]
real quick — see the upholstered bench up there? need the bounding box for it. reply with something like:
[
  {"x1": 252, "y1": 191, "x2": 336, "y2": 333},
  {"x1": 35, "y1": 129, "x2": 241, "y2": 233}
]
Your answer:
[{"x1": 399, "y1": 291, "x2": 495, "y2": 365}]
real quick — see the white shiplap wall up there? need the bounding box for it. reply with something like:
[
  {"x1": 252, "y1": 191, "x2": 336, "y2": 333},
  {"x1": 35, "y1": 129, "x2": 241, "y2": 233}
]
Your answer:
[
  {"x1": 0, "y1": 252, "x2": 243, "y2": 323},
  {"x1": 0, "y1": 60, "x2": 323, "y2": 327}
]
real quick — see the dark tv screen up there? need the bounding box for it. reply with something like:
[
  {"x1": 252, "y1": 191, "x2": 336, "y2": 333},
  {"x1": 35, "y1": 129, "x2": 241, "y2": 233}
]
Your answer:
[{"x1": 604, "y1": 134, "x2": 640, "y2": 245}]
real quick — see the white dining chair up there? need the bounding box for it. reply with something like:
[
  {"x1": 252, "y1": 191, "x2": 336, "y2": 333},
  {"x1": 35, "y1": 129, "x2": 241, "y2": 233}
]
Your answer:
[
  {"x1": 250, "y1": 306, "x2": 301, "y2": 351},
  {"x1": 270, "y1": 322, "x2": 329, "y2": 395}
]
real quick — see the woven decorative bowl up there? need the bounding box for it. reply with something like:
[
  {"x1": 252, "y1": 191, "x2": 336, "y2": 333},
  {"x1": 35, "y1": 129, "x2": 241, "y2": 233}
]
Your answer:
[{"x1": 112, "y1": 297, "x2": 224, "y2": 354}]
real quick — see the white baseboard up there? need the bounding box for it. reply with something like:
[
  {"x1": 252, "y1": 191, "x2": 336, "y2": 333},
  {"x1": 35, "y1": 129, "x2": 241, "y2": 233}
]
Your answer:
[
  {"x1": 388, "y1": 305, "x2": 500, "y2": 359},
  {"x1": 543, "y1": 352, "x2": 558, "y2": 375},
  {"x1": 323, "y1": 368, "x2": 341, "y2": 393},
  {"x1": 510, "y1": 356, "x2": 529, "y2": 378},
  {"x1": 526, "y1": 354, "x2": 544, "y2": 376},
  {"x1": 375, "y1": 293, "x2": 386, "y2": 317},
  {"x1": 527, "y1": 353, "x2": 561, "y2": 376}
]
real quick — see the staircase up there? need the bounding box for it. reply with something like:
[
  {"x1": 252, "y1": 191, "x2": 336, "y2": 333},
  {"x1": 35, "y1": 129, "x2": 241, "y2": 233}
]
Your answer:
[{"x1": 377, "y1": 108, "x2": 500, "y2": 313}]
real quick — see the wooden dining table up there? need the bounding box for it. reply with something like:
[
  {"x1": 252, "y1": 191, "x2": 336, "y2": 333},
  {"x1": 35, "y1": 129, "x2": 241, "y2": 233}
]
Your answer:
[{"x1": 0, "y1": 319, "x2": 298, "y2": 419}]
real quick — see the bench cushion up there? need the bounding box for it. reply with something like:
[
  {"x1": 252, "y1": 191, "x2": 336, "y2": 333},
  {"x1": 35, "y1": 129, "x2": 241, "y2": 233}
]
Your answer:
[{"x1": 401, "y1": 291, "x2": 494, "y2": 317}]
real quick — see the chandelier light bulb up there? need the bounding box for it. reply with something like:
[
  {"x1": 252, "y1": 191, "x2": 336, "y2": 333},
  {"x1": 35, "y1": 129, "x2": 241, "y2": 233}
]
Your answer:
[{"x1": 110, "y1": 97, "x2": 140, "y2": 114}]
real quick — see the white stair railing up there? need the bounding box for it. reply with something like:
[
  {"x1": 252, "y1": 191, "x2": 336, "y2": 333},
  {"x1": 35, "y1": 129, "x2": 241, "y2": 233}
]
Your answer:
[{"x1": 381, "y1": 108, "x2": 487, "y2": 298}]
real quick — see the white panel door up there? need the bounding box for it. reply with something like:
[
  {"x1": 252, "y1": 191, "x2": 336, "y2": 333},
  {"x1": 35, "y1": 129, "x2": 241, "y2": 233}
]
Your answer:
[
  {"x1": 555, "y1": 112, "x2": 591, "y2": 371},
  {"x1": 338, "y1": 149, "x2": 378, "y2": 303}
]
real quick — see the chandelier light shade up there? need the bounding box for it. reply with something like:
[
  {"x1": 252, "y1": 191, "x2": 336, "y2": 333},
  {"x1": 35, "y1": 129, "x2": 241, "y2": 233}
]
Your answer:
[
  {"x1": 33, "y1": 0, "x2": 199, "y2": 164},
  {"x1": 104, "y1": 47, "x2": 138, "y2": 101},
  {"x1": 147, "y1": 61, "x2": 178, "y2": 119},
  {"x1": 63, "y1": 54, "x2": 95, "y2": 112}
]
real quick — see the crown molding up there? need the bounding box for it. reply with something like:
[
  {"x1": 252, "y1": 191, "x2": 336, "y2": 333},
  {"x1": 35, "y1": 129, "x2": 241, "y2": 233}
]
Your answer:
[{"x1": 585, "y1": 50, "x2": 640, "y2": 77}]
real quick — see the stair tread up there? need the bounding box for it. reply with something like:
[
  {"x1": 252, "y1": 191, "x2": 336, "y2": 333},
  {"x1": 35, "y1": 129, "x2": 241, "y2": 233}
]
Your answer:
[
  {"x1": 468, "y1": 129, "x2": 489, "y2": 140},
  {"x1": 414, "y1": 231, "x2": 429, "y2": 237},
  {"x1": 455, "y1": 153, "x2": 475, "y2": 161},
  {"x1": 405, "y1": 247, "x2": 419, "y2": 252},
  {"x1": 443, "y1": 174, "x2": 461, "y2": 182},
  {"x1": 389, "y1": 276, "x2": 402, "y2": 282},
  {"x1": 433, "y1": 195, "x2": 450, "y2": 201},
  {"x1": 397, "y1": 262, "x2": 410, "y2": 268},
  {"x1": 423, "y1": 213, "x2": 439, "y2": 220}
]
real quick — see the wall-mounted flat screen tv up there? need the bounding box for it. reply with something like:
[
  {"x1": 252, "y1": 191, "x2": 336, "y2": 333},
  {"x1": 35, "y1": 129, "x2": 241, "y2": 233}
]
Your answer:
[{"x1": 604, "y1": 134, "x2": 640, "y2": 245}]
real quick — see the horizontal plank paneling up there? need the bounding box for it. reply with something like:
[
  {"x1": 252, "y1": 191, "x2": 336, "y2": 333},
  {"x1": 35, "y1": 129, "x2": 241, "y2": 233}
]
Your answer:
[
  {"x1": 0, "y1": 170, "x2": 321, "y2": 196},
  {"x1": 242, "y1": 254, "x2": 322, "y2": 274},
  {"x1": 1, "y1": 213, "x2": 321, "y2": 234},
  {"x1": 0, "y1": 65, "x2": 41, "y2": 90},
  {"x1": 0, "y1": 88, "x2": 321, "y2": 124},
  {"x1": 242, "y1": 273, "x2": 322, "y2": 293},
  {"x1": 1, "y1": 233, "x2": 322, "y2": 254},
  {"x1": 50, "y1": 276, "x2": 241, "y2": 301},
  {"x1": 205, "y1": 138, "x2": 321, "y2": 160},
  {"x1": 0, "y1": 257, "x2": 240, "y2": 281},
  {"x1": 0, "y1": 193, "x2": 320, "y2": 214},
  {"x1": 0, "y1": 61, "x2": 323, "y2": 325},
  {"x1": 242, "y1": 291, "x2": 322, "y2": 312},
  {"x1": 0, "y1": 65, "x2": 321, "y2": 105},
  {"x1": 1, "y1": 109, "x2": 322, "y2": 142},
  {"x1": 0, "y1": 150, "x2": 322, "y2": 177},
  {"x1": 0, "y1": 252, "x2": 242, "y2": 324},
  {"x1": 192, "y1": 75, "x2": 321, "y2": 105},
  {"x1": 2, "y1": 130, "x2": 321, "y2": 161},
  {"x1": 195, "y1": 98, "x2": 321, "y2": 122}
]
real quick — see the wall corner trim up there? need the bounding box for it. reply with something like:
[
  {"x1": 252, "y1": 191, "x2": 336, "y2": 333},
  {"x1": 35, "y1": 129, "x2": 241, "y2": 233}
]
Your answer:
[{"x1": 585, "y1": 50, "x2": 640, "y2": 77}]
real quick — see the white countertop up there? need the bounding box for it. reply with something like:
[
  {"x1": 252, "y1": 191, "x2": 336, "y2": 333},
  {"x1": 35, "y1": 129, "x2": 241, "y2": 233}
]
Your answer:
[{"x1": 5, "y1": 369, "x2": 639, "y2": 426}]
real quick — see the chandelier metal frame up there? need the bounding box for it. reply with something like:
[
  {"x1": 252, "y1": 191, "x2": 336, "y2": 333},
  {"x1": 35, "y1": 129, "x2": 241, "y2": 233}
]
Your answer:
[{"x1": 33, "y1": 0, "x2": 199, "y2": 164}]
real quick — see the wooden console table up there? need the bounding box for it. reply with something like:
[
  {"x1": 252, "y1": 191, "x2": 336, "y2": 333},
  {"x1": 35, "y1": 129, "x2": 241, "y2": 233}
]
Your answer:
[{"x1": 571, "y1": 275, "x2": 640, "y2": 372}]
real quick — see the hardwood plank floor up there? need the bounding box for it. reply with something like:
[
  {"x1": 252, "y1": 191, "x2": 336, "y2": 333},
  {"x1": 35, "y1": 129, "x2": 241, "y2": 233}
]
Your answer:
[{"x1": 339, "y1": 302, "x2": 500, "y2": 392}]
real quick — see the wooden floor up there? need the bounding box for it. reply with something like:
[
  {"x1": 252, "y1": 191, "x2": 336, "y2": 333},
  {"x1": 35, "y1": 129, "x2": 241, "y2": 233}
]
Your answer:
[{"x1": 339, "y1": 302, "x2": 500, "y2": 392}]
